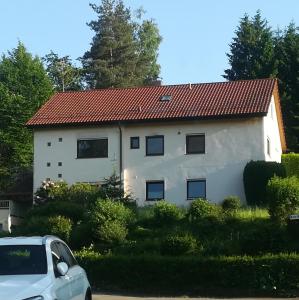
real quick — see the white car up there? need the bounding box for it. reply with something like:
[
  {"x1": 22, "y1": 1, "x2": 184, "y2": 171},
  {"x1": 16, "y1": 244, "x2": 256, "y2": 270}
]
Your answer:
[{"x1": 0, "y1": 236, "x2": 92, "y2": 300}]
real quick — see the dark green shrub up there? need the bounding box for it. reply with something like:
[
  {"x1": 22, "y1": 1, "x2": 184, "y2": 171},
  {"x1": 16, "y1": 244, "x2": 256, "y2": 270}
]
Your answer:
[
  {"x1": 26, "y1": 201, "x2": 84, "y2": 223},
  {"x1": 188, "y1": 198, "x2": 221, "y2": 222},
  {"x1": 76, "y1": 252, "x2": 299, "y2": 296},
  {"x1": 160, "y1": 234, "x2": 198, "y2": 256},
  {"x1": 222, "y1": 196, "x2": 241, "y2": 211},
  {"x1": 153, "y1": 201, "x2": 184, "y2": 226},
  {"x1": 70, "y1": 222, "x2": 93, "y2": 249},
  {"x1": 287, "y1": 218, "x2": 299, "y2": 237},
  {"x1": 243, "y1": 161, "x2": 286, "y2": 206},
  {"x1": 282, "y1": 153, "x2": 299, "y2": 177},
  {"x1": 267, "y1": 176, "x2": 299, "y2": 224}
]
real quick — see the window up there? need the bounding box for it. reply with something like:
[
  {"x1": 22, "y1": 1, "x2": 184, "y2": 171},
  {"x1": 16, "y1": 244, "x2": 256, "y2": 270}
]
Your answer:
[
  {"x1": 187, "y1": 179, "x2": 206, "y2": 200},
  {"x1": 58, "y1": 138, "x2": 63, "y2": 142},
  {"x1": 186, "y1": 134, "x2": 205, "y2": 154},
  {"x1": 0, "y1": 224, "x2": 2, "y2": 231},
  {"x1": 58, "y1": 174, "x2": 62, "y2": 178},
  {"x1": 146, "y1": 135, "x2": 164, "y2": 156},
  {"x1": 77, "y1": 138, "x2": 108, "y2": 158},
  {"x1": 146, "y1": 181, "x2": 164, "y2": 201},
  {"x1": 57, "y1": 242, "x2": 77, "y2": 268},
  {"x1": 130, "y1": 137, "x2": 140, "y2": 149},
  {"x1": 47, "y1": 162, "x2": 51, "y2": 167},
  {"x1": 267, "y1": 137, "x2": 271, "y2": 156},
  {"x1": 47, "y1": 142, "x2": 51, "y2": 147},
  {"x1": 58, "y1": 162, "x2": 62, "y2": 166}
]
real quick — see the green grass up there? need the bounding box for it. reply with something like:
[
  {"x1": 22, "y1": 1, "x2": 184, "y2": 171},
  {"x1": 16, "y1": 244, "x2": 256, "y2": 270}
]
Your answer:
[{"x1": 234, "y1": 207, "x2": 269, "y2": 220}]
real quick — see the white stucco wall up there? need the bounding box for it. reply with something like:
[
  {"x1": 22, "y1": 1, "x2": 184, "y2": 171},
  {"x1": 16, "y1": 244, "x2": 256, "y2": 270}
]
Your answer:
[
  {"x1": 0, "y1": 201, "x2": 10, "y2": 232},
  {"x1": 33, "y1": 126, "x2": 120, "y2": 191},
  {"x1": 33, "y1": 116, "x2": 275, "y2": 206},
  {"x1": 263, "y1": 96, "x2": 283, "y2": 162}
]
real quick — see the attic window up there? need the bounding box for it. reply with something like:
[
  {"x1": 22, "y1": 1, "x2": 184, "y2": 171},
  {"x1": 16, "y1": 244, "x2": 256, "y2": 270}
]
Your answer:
[{"x1": 160, "y1": 95, "x2": 172, "y2": 102}]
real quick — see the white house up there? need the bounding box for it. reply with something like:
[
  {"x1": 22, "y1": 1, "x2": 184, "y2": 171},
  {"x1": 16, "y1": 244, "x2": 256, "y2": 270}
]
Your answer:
[{"x1": 27, "y1": 78, "x2": 286, "y2": 206}]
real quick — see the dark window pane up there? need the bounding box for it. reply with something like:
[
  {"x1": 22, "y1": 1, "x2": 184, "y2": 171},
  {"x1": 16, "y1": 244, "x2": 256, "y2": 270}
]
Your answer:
[
  {"x1": 187, "y1": 180, "x2": 206, "y2": 199},
  {"x1": 57, "y1": 242, "x2": 77, "y2": 268},
  {"x1": 130, "y1": 137, "x2": 139, "y2": 149},
  {"x1": 77, "y1": 139, "x2": 108, "y2": 158},
  {"x1": 186, "y1": 135, "x2": 205, "y2": 154},
  {"x1": 146, "y1": 181, "x2": 164, "y2": 200},
  {"x1": 0, "y1": 245, "x2": 47, "y2": 275},
  {"x1": 146, "y1": 136, "x2": 164, "y2": 156}
]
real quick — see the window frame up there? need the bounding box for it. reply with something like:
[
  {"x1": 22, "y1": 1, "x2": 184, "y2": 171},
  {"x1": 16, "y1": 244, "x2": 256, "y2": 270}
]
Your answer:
[
  {"x1": 187, "y1": 179, "x2": 206, "y2": 200},
  {"x1": 130, "y1": 136, "x2": 140, "y2": 149},
  {"x1": 77, "y1": 138, "x2": 108, "y2": 159},
  {"x1": 186, "y1": 134, "x2": 205, "y2": 154},
  {"x1": 146, "y1": 180, "x2": 165, "y2": 201},
  {"x1": 146, "y1": 135, "x2": 164, "y2": 156}
]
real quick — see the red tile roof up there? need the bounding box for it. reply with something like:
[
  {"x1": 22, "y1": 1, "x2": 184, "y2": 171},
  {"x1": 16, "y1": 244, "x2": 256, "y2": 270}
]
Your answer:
[{"x1": 27, "y1": 78, "x2": 276, "y2": 127}]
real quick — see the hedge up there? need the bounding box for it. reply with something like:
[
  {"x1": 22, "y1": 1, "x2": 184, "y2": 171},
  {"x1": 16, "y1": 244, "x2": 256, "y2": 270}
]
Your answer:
[
  {"x1": 243, "y1": 161, "x2": 286, "y2": 206},
  {"x1": 76, "y1": 252, "x2": 299, "y2": 296},
  {"x1": 282, "y1": 153, "x2": 299, "y2": 178}
]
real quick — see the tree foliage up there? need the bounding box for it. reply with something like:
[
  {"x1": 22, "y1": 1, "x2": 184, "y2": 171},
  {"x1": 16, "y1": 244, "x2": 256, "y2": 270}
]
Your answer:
[
  {"x1": 224, "y1": 11, "x2": 299, "y2": 151},
  {"x1": 82, "y1": 0, "x2": 162, "y2": 88},
  {"x1": 223, "y1": 11, "x2": 277, "y2": 81},
  {"x1": 0, "y1": 42, "x2": 53, "y2": 189},
  {"x1": 43, "y1": 51, "x2": 83, "y2": 91}
]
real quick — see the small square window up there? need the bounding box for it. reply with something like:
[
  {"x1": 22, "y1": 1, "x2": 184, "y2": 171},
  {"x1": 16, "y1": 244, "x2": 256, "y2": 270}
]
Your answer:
[
  {"x1": 46, "y1": 178, "x2": 51, "y2": 181},
  {"x1": 187, "y1": 179, "x2": 206, "y2": 200},
  {"x1": 58, "y1": 162, "x2": 62, "y2": 167},
  {"x1": 59, "y1": 138, "x2": 63, "y2": 142},
  {"x1": 186, "y1": 134, "x2": 205, "y2": 154},
  {"x1": 146, "y1": 181, "x2": 164, "y2": 201},
  {"x1": 58, "y1": 174, "x2": 62, "y2": 178},
  {"x1": 47, "y1": 142, "x2": 51, "y2": 147},
  {"x1": 146, "y1": 135, "x2": 164, "y2": 156},
  {"x1": 130, "y1": 137, "x2": 140, "y2": 149},
  {"x1": 47, "y1": 162, "x2": 51, "y2": 167}
]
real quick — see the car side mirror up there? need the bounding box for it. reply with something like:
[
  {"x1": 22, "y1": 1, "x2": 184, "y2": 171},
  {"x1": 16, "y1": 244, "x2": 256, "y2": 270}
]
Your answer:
[{"x1": 57, "y1": 262, "x2": 69, "y2": 276}]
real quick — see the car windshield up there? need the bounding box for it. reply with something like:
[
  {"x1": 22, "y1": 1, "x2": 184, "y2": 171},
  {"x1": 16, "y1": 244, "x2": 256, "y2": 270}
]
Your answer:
[{"x1": 0, "y1": 245, "x2": 47, "y2": 275}]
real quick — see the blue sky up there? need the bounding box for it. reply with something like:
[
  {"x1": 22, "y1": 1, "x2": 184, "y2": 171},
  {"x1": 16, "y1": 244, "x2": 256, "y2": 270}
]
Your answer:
[{"x1": 0, "y1": 0, "x2": 298, "y2": 85}]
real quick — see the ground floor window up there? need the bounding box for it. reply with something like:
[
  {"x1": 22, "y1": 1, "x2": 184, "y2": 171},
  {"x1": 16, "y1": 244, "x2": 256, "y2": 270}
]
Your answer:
[
  {"x1": 146, "y1": 181, "x2": 164, "y2": 201},
  {"x1": 187, "y1": 179, "x2": 206, "y2": 200}
]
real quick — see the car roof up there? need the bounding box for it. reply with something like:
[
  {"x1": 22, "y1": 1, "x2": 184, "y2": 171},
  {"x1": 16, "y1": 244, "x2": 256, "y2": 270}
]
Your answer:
[{"x1": 0, "y1": 235, "x2": 61, "y2": 246}]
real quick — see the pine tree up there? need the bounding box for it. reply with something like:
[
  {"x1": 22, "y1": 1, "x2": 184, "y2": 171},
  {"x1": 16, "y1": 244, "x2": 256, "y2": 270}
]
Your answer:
[
  {"x1": 274, "y1": 23, "x2": 299, "y2": 151},
  {"x1": 223, "y1": 11, "x2": 277, "y2": 81},
  {"x1": 82, "y1": 0, "x2": 161, "y2": 88}
]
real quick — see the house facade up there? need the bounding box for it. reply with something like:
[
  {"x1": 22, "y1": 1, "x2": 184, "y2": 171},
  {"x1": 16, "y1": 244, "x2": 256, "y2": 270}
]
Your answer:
[{"x1": 27, "y1": 79, "x2": 286, "y2": 206}]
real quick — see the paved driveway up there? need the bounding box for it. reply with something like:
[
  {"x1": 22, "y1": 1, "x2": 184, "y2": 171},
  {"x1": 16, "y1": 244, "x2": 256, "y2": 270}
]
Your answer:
[{"x1": 92, "y1": 294, "x2": 296, "y2": 300}]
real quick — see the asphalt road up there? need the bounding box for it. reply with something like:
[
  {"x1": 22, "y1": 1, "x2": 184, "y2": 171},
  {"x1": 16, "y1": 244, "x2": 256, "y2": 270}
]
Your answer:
[{"x1": 92, "y1": 294, "x2": 297, "y2": 300}]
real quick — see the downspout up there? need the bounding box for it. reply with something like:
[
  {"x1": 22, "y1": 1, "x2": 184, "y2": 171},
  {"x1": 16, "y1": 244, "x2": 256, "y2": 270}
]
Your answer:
[{"x1": 118, "y1": 123, "x2": 123, "y2": 182}]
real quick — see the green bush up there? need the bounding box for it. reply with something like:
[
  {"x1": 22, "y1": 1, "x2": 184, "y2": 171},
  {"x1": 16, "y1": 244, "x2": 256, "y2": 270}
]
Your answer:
[
  {"x1": 160, "y1": 234, "x2": 198, "y2": 256},
  {"x1": 222, "y1": 196, "x2": 241, "y2": 211},
  {"x1": 188, "y1": 198, "x2": 221, "y2": 222},
  {"x1": 26, "y1": 201, "x2": 84, "y2": 223},
  {"x1": 68, "y1": 183, "x2": 99, "y2": 207},
  {"x1": 89, "y1": 199, "x2": 134, "y2": 244},
  {"x1": 21, "y1": 215, "x2": 73, "y2": 242},
  {"x1": 97, "y1": 220, "x2": 128, "y2": 245},
  {"x1": 267, "y1": 176, "x2": 299, "y2": 224},
  {"x1": 47, "y1": 215, "x2": 73, "y2": 242},
  {"x1": 243, "y1": 161, "x2": 286, "y2": 206},
  {"x1": 153, "y1": 201, "x2": 184, "y2": 226},
  {"x1": 282, "y1": 153, "x2": 299, "y2": 178},
  {"x1": 76, "y1": 252, "x2": 299, "y2": 296},
  {"x1": 70, "y1": 222, "x2": 93, "y2": 249}
]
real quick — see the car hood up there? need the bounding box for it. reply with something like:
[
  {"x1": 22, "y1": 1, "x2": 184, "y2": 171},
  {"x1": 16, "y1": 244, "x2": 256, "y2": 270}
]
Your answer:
[{"x1": 0, "y1": 274, "x2": 51, "y2": 300}]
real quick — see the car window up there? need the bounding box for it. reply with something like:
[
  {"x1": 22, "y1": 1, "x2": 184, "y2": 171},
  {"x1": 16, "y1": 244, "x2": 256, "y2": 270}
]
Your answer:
[
  {"x1": 57, "y1": 242, "x2": 77, "y2": 268},
  {"x1": 0, "y1": 245, "x2": 47, "y2": 275},
  {"x1": 50, "y1": 242, "x2": 61, "y2": 277}
]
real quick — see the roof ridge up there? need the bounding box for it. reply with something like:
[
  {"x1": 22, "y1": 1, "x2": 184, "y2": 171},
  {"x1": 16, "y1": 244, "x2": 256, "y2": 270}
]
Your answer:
[{"x1": 56, "y1": 78, "x2": 276, "y2": 95}]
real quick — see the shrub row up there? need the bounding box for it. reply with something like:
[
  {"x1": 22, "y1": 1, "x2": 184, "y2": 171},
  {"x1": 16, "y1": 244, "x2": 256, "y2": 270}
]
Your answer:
[{"x1": 76, "y1": 252, "x2": 299, "y2": 296}]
